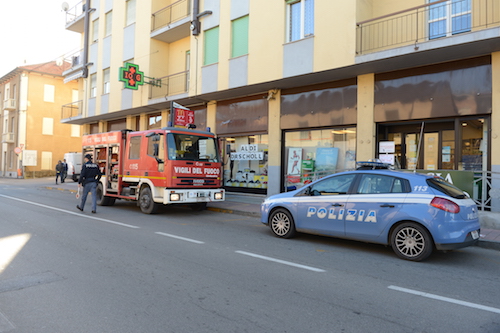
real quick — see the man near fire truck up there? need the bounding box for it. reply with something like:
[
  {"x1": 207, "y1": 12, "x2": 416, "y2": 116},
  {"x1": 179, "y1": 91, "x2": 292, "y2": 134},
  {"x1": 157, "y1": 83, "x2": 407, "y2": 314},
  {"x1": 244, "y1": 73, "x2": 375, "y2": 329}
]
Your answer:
[{"x1": 77, "y1": 154, "x2": 102, "y2": 213}]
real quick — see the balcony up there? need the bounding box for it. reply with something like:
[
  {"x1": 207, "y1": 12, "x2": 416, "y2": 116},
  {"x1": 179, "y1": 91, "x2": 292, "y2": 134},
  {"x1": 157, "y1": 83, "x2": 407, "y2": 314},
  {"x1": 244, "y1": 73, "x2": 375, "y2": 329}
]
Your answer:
[
  {"x1": 65, "y1": 0, "x2": 86, "y2": 33},
  {"x1": 149, "y1": 71, "x2": 189, "y2": 100},
  {"x1": 151, "y1": 0, "x2": 191, "y2": 43},
  {"x1": 3, "y1": 99, "x2": 16, "y2": 111},
  {"x1": 2, "y1": 132, "x2": 14, "y2": 144},
  {"x1": 61, "y1": 100, "x2": 83, "y2": 121},
  {"x1": 62, "y1": 49, "x2": 85, "y2": 83},
  {"x1": 356, "y1": 0, "x2": 500, "y2": 55}
]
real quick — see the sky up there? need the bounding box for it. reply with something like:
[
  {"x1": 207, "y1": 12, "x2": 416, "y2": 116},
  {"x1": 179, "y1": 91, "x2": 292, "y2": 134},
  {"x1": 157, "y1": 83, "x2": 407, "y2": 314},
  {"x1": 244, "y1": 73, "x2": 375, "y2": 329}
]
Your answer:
[{"x1": 0, "y1": 0, "x2": 80, "y2": 77}]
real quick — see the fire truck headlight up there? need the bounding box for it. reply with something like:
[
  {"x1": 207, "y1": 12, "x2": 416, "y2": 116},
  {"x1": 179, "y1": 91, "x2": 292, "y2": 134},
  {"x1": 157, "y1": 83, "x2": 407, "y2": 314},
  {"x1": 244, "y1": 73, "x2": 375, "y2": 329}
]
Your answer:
[
  {"x1": 170, "y1": 193, "x2": 181, "y2": 201},
  {"x1": 214, "y1": 192, "x2": 223, "y2": 200}
]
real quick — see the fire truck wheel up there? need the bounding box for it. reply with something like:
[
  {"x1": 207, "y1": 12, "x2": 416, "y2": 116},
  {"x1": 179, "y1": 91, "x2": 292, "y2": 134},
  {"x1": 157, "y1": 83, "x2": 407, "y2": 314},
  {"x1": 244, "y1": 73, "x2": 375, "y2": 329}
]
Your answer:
[
  {"x1": 96, "y1": 183, "x2": 115, "y2": 206},
  {"x1": 139, "y1": 186, "x2": 160, "y2": 214},
  {"x1": 190, "y1": 202, "x2": 207, "y2": 211}
]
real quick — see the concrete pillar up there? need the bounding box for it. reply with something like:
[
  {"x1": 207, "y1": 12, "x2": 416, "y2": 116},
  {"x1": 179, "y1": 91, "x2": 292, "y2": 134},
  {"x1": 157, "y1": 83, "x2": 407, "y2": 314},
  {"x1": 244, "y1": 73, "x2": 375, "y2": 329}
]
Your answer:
[
  {"x1": 206, "y1": 101, "x2": 217, "y2": 133},
  {"x1": 161, "y1": 110, "x2": 169, "y2": 128},
  {"x1": 357, "y1": 73, "x2": 376, "y2": 161},
  {"x1": 267, "y1": 89, "x2": 281, "y2": 196},
  {"x1": 490, "y1": 51, "x2": 500, "y2": 211}
]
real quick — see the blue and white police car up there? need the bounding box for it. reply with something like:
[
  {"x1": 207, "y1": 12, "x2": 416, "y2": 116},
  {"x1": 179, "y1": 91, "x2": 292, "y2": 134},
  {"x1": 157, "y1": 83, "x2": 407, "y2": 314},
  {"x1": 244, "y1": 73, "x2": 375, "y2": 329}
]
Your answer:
[{"x1": 261, "y1": 164, "x2": 480, "y2": 261}]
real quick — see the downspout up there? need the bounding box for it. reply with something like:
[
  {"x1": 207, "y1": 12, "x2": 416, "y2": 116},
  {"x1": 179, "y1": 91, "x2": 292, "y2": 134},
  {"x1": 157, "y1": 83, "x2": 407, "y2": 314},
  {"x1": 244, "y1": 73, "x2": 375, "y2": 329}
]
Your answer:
[{"x1": 82, "y1": 0, "x2": 92, "y2": 78}]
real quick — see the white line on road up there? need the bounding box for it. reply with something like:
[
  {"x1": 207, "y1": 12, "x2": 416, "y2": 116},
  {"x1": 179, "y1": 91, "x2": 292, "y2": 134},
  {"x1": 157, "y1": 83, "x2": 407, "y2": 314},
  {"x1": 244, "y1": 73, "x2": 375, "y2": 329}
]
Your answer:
[
  {"x1": 388, "y1": 285, "x2": 500, "y2": 314},
  {"x1": 236, "y1": 251, "x2": 326, "y2": 272},
  {"x1": 155, "y1": 232, "x2": 205, "y2": 244},
  {"x1": 0, "y1": 195, "x2": 140, "y2": 229}
]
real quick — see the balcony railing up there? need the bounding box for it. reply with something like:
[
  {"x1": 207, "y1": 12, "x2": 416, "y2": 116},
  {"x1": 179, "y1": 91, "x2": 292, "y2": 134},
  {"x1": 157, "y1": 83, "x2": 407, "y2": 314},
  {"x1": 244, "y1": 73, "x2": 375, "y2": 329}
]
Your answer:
[
  {"x1": 149, "y1": 71, "x2": 189, "y2": 100},
  {"x1": 151, "y1": 0, "x2": 191, "y2": 32},
  {"x1": 61, "y1": 100, "x2": 83, "y2": 120},
  {"x1": 356, "y1": 0, "x2": 500, "y2": 55},
  {"x1": 2, "y1": 132, "x2": 14, "y2": 144},
  {"x1": 3, "y1": 99, "x2": 16, "y2": 111},
  {"x1": 65, "y1": 0, "x2": 86, "y2": 33}
]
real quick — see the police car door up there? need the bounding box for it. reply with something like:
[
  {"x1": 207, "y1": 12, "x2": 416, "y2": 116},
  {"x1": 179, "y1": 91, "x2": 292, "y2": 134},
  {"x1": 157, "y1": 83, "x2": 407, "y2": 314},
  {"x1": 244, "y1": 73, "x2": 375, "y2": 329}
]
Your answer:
[
  {"x1": 296, "y1": 173, "x2": 356, "y2": 236},
  {"x1": 345, "y1": 173, "x2": 408, "y2": 242}
]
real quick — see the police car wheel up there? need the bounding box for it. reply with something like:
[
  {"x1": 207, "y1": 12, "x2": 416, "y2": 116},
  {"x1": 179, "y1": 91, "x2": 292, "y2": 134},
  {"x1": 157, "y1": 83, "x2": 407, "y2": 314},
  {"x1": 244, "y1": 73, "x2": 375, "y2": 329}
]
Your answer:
[
  {"x1": 139, "y1": 187, "x2": 160, "y2": 214},
  {"x1": 391, "y1": 222, "x2": 433, "y2": 261},
  {"x1": 269, "y1": 208, "x2": 296, "y2": 238}
]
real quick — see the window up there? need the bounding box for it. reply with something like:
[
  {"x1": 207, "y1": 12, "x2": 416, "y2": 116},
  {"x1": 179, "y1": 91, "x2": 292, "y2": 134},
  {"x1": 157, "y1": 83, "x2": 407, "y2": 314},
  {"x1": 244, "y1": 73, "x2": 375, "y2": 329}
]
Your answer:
[
  {"x1": 308, "y1": 174, "x2": 356, "y2": 196},
  {"x1": 126, "y1": 0, "x2": 136, "y2": 26},
  {"x1": 286, "y1": 0, "x2": 314, "y2": 42},
  {"x1": 231, "y1": 15, "x2": 249, "y2": 58},
  {"x1": 71, "y1": 124, "x2": 80, "y2": 137},
  {"x1": 204, "y1": 27, "x2": 219, "y2": 66},
  {"x1": 105, "y1": 11, "x2": 112, "y2": 36},
  {"x1": 147, "y1": 134, "x2": 165, "y2": 158},
  {"x1": 128, "y1": 136, "x2": 141, "y2": 159},
  {"x1": 43, "y1": 84, "x2": 55, "y2": 103},
  {"x1": 92, "y1": 18, "x2": 99, "y2": 42},
  {"x1": 148, "y1": 113, "x2": 162, "y2": 129},
  {"x1": 167, "y1": 133, "x2": 220, "y2": 162},
  {"x1": 42, "y1": 118, "x2": 53, "y2": 135},
  {"x1": 103, "y1": 68, "x2": 110, "y2": 94},
  {"x1": 429, "y1": 0, "x2": 471, "y2": 39},
  {"x1": 357, "y1": 175, "x2": 407, "y2": 194},
  {"x1": 41, "y1": 151, "x2": 52, "y2": 170},
  {"x1": 90, "y1": 74, "x2": 97, "y2": 98}
]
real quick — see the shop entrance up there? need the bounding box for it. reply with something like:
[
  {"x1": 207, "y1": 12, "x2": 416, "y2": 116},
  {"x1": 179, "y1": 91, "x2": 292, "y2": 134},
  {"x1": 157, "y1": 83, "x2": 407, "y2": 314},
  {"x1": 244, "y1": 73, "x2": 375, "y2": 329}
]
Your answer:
[{"x1": 378, "y1": 118, "x2": 488, "y2": 171}]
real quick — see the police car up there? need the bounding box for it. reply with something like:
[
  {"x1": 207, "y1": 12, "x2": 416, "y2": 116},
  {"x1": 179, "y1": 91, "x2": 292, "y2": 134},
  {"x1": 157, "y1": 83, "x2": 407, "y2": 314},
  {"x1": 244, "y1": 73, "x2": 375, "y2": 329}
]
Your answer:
[{"x1": 261, "y1": 163, "x2": 480, "y2": 261}]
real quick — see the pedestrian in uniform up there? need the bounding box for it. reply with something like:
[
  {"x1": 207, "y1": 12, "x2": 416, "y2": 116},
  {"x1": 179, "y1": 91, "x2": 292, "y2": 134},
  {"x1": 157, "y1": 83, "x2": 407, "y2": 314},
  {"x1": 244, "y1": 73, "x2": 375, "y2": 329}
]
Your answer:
[
  {"x1": 61, "y1": 159, "x2": 68, "y2": 183},
  {"x1": 55, "y1": 160, "x2": 63, "y2": 184},
  {"x1": 77, "y1": 154, "x2": 102, "y2": 213}
]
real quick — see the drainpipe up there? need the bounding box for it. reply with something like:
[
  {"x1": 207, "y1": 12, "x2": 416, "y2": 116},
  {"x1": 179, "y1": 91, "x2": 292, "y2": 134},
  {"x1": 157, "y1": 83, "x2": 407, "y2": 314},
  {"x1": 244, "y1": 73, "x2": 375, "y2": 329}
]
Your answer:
[
  {"x1": 191, "y1": 0, "x2": 200, "y2": 36},
  {"x1": 82, "y1": 0, "x2": 92, "y2": 78}
]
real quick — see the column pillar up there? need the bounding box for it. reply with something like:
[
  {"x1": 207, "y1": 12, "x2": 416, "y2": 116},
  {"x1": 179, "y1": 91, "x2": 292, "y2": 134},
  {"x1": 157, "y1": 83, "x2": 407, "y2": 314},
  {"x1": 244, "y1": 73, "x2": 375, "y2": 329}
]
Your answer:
[{"x1": 357, "y1": 73, "x2": 376, "y2": 161}]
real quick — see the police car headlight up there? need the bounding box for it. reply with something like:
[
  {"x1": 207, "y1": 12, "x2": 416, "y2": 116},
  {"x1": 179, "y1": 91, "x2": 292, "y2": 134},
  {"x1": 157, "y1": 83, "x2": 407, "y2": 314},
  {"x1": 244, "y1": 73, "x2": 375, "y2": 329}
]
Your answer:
[
  {"x1": 170, "y1": 193, "x2": 181, "y2": 201},
  {"x1": 214, "y1": 192, "x2": 223, "y2": 200}
]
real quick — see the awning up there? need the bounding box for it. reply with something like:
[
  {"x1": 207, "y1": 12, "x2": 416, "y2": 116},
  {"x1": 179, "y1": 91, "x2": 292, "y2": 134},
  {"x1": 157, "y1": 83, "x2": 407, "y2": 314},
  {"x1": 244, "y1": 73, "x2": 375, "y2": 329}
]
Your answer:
[{"x1": 64, "y1": 70, "x2": 83, "y2": 83}]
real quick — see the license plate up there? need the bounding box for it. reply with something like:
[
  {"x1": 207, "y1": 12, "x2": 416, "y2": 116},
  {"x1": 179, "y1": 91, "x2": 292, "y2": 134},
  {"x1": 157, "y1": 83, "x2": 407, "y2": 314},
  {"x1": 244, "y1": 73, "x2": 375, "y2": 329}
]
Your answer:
[{"x1": 471, "y1": 230, "x2": 479, "y2": 240}]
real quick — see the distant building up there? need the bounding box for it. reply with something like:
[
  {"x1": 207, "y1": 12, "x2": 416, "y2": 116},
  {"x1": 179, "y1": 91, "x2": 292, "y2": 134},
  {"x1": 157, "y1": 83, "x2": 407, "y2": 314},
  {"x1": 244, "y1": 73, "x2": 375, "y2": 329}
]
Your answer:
[{"x1": 0, "y1": 61, "x2": 82, "y2": 178}]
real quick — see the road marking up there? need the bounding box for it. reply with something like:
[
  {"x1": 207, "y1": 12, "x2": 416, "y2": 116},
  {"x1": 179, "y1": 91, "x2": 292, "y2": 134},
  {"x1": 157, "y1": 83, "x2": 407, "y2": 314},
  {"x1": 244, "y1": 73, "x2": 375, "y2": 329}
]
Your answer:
[
  {"x1": 236, "y1": 251, "x2": 326, "y2": 272},
  {"x1": 388, "y1": 285, "x2": 500, "y2": 314},
  {"x1": 0, "y1": 195, "x2": 139, "y2": 229},
  {"x1": 155, "y1": 232, "x2": 205, "y2": 244}
]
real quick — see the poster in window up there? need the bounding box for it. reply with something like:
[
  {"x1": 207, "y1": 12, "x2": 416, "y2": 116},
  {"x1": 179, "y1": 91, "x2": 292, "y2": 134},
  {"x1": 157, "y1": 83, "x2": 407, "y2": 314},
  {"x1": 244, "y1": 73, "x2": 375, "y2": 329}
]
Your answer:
[
  {"x1": 287, "y1": 148, "x2": 302, "y2": 175},
  {"x1": 315, "y1": 147, "x2": 339, "y2": 171}
]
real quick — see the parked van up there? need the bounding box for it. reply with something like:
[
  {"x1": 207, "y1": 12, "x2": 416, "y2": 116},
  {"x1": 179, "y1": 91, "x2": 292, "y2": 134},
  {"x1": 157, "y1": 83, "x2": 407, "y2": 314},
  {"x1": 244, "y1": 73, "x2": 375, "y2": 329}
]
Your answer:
[{"x1": 64, "y1": 152, "x2": 82, "y2": 182}]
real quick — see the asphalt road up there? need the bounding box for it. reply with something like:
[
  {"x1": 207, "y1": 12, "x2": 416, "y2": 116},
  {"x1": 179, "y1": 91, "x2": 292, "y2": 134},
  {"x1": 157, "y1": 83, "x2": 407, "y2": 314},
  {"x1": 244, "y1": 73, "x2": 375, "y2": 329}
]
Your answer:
[{"x1": 0, "y1": 179, "x2": 499, "y2": 333}]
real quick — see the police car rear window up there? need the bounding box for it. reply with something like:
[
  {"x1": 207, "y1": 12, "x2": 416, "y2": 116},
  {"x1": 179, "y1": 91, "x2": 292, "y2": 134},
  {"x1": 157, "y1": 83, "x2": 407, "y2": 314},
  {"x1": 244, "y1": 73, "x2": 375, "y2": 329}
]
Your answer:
[{"x1": 426, "y1": 178, "x2": 466, "y2": 199}]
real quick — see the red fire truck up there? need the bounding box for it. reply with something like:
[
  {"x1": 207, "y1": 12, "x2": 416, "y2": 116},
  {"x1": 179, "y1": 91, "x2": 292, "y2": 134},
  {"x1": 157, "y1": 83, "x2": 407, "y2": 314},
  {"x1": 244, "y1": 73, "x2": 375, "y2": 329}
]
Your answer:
[{"x1": 82, "y1": 127, "x2": 225, "y2": 214}]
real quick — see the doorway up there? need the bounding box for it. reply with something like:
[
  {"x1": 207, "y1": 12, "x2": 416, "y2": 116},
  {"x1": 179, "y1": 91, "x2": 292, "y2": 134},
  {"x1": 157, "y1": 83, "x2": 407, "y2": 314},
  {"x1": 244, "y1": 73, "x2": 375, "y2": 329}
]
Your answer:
[{"x1": 378, "y1": 118, "x2": 488, "y2": 171}]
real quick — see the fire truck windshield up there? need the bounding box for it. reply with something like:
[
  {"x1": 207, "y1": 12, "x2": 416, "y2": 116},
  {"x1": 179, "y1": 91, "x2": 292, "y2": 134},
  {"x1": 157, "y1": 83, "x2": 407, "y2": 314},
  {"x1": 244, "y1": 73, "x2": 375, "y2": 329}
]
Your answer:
[{"x1": 167, "y1": 133, "x2": 220, "y2": 162}]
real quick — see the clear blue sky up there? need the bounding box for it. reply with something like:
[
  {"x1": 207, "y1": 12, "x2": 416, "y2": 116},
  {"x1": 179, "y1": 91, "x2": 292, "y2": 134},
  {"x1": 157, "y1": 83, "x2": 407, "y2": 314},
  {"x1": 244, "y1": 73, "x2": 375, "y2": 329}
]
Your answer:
[{"x1": 0, "y1": 0, "x2": 80, "y2": 77}]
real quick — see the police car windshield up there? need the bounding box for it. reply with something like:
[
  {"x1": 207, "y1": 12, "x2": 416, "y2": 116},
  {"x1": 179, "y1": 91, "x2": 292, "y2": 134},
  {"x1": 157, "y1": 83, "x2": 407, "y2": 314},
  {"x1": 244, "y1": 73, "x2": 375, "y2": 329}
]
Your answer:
[
  {"x1": 426, "y1": 178, "x2": 466, "y2": 199},
  {"x1": 167, "y1": 133, "x2": 220, "y2": 162}
]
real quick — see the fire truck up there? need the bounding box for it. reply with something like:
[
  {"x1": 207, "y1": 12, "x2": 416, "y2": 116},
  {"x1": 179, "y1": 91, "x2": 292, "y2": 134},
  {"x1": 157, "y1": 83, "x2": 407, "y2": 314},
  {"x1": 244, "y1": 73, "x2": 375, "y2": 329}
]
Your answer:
[{"x1": 81, "y1": 127, "x2": 225, "y2": 214}]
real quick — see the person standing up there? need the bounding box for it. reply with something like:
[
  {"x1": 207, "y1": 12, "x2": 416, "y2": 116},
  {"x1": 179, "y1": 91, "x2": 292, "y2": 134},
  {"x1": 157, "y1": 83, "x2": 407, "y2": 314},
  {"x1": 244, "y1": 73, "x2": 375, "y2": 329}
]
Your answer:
[
  {"x1": 61, "y1": 159, "x2": 68, "y2": 183},
  {"x1": 55, "y1": 160, "x2": 63, "y2": 184},
  {"x1": 77, "y1": 154, "x2": 102, "y2": 213}
]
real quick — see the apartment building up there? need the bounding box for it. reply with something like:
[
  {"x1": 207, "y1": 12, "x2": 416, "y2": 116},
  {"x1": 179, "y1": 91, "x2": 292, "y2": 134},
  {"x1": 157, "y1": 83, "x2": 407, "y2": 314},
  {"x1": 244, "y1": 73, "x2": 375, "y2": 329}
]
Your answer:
[
  {"x1": 61, "y1": 0, "x2": 500, "y2": 203},
  {"x1": 0, "y1": 62, "x2": 82, "y2": 178}
]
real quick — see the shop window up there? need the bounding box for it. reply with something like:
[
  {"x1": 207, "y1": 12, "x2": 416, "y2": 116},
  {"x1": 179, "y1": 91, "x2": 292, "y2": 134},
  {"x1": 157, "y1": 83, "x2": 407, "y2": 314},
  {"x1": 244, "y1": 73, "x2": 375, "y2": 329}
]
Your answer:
[
  {"x1": 148, "y1": 114, "x2": 162, "y2": 129},
  {"x1": 284, "y1": 127, "x2": 356, "y2": 190},
  {"x1": 223, "y1": 135, "x2": 268, "y2": 190}
]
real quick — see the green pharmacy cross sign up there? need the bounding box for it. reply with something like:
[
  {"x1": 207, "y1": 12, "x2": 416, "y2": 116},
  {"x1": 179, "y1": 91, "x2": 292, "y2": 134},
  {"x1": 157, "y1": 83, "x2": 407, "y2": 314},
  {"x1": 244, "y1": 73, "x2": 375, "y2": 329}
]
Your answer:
[{"x1": 119, "y1": 63, "x2": 144, "y2": 90}]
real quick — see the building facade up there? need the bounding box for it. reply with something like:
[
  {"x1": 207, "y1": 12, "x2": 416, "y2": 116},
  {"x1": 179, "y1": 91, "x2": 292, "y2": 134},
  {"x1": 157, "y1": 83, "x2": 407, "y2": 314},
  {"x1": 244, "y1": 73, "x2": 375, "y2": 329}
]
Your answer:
[
  {"x1": 61, "y1": 0, "x2": 500, "y2": 205},
  {"x1": 0, "y1": 62, "x2": 82, "y2": 178}
]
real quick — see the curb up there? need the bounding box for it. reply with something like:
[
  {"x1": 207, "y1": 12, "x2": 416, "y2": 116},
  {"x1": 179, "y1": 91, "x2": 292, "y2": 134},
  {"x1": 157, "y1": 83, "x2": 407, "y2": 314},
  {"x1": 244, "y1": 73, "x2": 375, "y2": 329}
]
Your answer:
[
  {"x1": 206, "y1": 206, "x2": 260, "y2": 218},
  {"x1": 476, "y1": 240, "x2": 500, "y2": 251}
]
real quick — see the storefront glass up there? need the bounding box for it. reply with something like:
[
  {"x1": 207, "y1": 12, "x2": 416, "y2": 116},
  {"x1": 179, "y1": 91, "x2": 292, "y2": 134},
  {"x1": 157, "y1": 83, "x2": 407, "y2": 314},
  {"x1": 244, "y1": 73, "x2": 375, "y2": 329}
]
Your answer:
[
  {"x1": 222, "y1": 135, "x2": 269, "y2": 191},
  {"x1": 284, "y1": 127, "x2": 356, "y2": 189}
]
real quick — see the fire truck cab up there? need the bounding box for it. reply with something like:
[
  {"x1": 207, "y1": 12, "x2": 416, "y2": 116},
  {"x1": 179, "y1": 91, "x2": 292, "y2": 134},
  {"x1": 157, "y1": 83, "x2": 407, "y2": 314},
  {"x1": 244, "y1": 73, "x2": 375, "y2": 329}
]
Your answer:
[{"x1": 82, "y1": 127, "x2": 225, "y2": 214}]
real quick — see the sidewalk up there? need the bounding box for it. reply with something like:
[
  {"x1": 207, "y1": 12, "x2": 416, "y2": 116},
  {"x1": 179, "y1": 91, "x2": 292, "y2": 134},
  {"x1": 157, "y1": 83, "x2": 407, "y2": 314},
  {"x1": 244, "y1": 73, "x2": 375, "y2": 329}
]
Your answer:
[{"x1": 7, "y1": 177, "x2": 500, "y2": 251}]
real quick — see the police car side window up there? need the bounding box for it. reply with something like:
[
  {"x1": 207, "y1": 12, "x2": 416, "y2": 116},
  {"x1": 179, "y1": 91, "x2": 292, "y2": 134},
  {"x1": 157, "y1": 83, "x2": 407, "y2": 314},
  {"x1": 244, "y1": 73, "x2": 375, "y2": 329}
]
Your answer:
[
  {"x1": 309, "y1": 174, "x2": 355, "y2": 196},
  {"x1": 356, "y1": 175, "x2": 408, "y2": 194}
]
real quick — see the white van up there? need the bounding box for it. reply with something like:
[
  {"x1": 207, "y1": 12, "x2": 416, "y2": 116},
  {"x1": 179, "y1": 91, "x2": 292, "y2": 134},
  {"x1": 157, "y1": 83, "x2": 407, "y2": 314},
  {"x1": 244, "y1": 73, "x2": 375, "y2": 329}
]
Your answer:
[{"x1": 64, "y1": 152, "x2": 82, "y2": 182}]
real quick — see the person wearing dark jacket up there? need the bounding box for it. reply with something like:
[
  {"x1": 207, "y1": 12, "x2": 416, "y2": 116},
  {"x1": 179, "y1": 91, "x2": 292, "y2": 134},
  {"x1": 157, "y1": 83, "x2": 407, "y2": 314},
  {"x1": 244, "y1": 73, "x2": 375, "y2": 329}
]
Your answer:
[
  {"x1": 55, "y1": 160, "x2": 63, "y2": 184},
  {"x1": 77, "y1": 154, "x2": 102, "y2": 213}
]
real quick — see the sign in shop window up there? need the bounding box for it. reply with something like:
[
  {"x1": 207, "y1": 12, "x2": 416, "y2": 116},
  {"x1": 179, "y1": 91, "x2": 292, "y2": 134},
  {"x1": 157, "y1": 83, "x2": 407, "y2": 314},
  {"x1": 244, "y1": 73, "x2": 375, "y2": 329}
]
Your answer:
[{"x1": 226, "y1": 144, "x2": 268, "y2": 188}]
